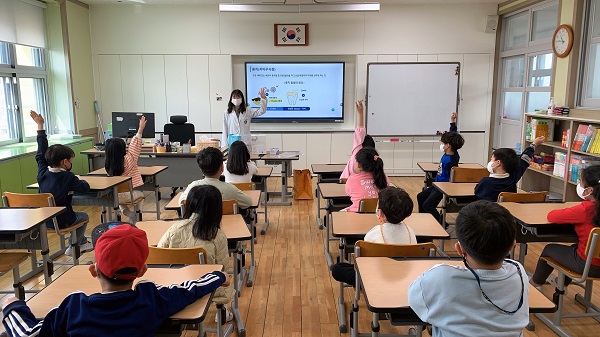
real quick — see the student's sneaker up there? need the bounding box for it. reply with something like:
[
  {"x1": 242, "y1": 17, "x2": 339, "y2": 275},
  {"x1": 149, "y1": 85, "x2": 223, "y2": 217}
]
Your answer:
[
  {"x1": 65, "y1": 241, "x2": 94, "y2": 257},
  {"x1": 214, "y1": 307, "x2": 234, "y2": 323}
]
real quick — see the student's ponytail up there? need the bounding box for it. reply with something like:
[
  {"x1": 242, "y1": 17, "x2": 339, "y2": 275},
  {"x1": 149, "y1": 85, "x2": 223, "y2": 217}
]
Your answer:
[
  {"x1": 355, "y1": 147, "x2": 387, "y2": 190},
  {"x1": 581, "y1": 166, "x2": 600, "y2": 227}
]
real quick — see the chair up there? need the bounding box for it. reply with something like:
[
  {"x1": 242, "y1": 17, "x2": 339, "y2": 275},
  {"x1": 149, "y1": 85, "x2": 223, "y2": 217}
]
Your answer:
[
  {"x1": 497, "y1": 191, "x2": 548, "y2": 203},
  {"x1": 146, "y1": 246, "x2": 206, "y2": 265},
  {"x1": 339, "y1": 178, "x2": 348, "y2": 184},
  {"x1": 2, "y1": 192, "x2": 88, "y2": 265},
  {"x1": 357, "y1": 198, "x2": 378, "y2": 213},
  {"x1": 222, "y1": 199, "x2": 239, "y2": 215},
  {"x1": 535, "y1": 228, "x2": 600, "y2": 337},
  {"x1": 163, "y1": 116, "x2": 195, "y2": 145},
  {"x1": 232, "y1": 182, "x2": 255, "y2": 191},
  {"x1": 345, "y1": 241, "x2": 437, "y2": 335},
  {"x1": 0, "y1": 252, "x2": 32, "y2": 300},
  {"x1": 450, "y1": 167, "x2": 489, "y2": 183},
  {"x1": 116, "y1": 180, "x2": 144, "y2": 224}
]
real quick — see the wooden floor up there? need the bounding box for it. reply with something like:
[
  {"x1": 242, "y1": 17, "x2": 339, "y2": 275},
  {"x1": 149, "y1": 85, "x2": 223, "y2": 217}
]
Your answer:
[{"x1": 1, "y1": 176, "x2": 599, "y2": 336}]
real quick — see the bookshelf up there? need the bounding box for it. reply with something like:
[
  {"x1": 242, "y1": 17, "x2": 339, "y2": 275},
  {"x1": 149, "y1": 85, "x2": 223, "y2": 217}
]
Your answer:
[{"x1": 521, "y1": 111, "x2": 600, "y2": 201}]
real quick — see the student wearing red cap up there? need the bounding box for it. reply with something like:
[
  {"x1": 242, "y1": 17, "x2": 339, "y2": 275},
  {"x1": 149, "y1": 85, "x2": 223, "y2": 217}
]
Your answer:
[{"x1": 1, "y1": 224, "x2": 230, "y2": 337}]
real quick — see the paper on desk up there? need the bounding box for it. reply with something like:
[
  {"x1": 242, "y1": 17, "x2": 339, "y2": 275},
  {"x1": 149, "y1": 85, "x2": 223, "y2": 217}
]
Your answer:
[{"x1": 280, "y1": 151, "x2": 301, "y2": 158}]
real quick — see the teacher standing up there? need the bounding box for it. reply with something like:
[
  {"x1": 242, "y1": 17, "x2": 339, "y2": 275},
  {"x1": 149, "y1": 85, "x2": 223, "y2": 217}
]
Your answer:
[{"x1": 222, "y1": 87, "x2": 268, "y2": 150}]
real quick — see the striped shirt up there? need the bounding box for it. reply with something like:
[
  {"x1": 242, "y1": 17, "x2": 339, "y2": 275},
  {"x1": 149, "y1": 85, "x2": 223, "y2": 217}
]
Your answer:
[{"x1": 124, "y1": 134, "x2": 144, "y2": 188}]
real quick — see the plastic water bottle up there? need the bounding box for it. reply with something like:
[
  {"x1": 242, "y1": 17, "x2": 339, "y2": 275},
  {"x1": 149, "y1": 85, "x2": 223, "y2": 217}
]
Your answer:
[{"x1": 516, "y1": 142, "x2": 522, "y2": 154}]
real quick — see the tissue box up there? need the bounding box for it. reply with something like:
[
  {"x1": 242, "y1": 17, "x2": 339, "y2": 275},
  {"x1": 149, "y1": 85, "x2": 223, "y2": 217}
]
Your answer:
[{"x1": 196, "y1": 140, "x2": 220, "y2": 151}]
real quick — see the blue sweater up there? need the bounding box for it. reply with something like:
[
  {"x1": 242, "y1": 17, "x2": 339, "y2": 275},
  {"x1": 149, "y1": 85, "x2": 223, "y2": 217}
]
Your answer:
[
  {"x1": 2, "y1": 271, "x2": 226, "y2": 337},
  {"x1": 434, "y1": 123, "x2": 459, "y2": 183},
  {"x1": 474, "y1": 145, "x2": 535, "y2": 202},
  {"x1": 36, "y1": 130, "x2": 90, "y2": 228}
]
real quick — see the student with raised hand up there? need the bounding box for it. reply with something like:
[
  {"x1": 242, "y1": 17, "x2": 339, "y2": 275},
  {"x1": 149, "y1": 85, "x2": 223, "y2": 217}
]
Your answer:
[
  {"x1": 341, "y1": 100, "x2": 375, "y2": 180},
  {"x1": 409, "y1": 200, "x2": 529, "y2": 337},
  {"x1": 104, "y1": 116, "x2": 146, "y2": 221},
  {"x1": 345, "y1": 147, "x2": 389, "y2": 212},
  {"x1": 2, "y1": 224, "x2": 229, "y2": 337},
  {"x1": 158, "y1": 185, "x2": 235, "y2": 322},
  {"x1": 331, "y1": 187, "x2": 416, "y2": 286},
  {"x1": 224, "y1": 140, "x2": 258, "y2": 183},
  {"x1": 417, "y1": 112, "x2": 463, "y2": 225},
  {"x1": 475, "y1": 135, "x2": 544, "y2": 202},
  {"x1": 222, "y1": 88, "x2": 267, "y2": 150},
  {"x1": 530, "y1": 165, "x2": 600, "y2": 290},
  {"x1": 30, "y1": 110, "x2": 92, "y2": 256}
]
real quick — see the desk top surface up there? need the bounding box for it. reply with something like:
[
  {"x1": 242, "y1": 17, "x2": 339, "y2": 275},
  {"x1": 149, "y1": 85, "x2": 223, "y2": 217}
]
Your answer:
[
  {"x1": 501, "y1": 202, "x2": 580, "y2": 226},
  {"x1": 417, "y1": 162, "x2": 484, "y2": 172},
  {"x1": 261, "y1": 152, "x2": 300, "y2": 160},
  {"x1": 332, "y1": 212, "x2": 449, "y2": 239},
  {"x1": 88, "y1": 166, "x2": 168, "y2": 176},
  {"x1": 318, "y1": 183, "x2": 348, "y2": 199},
  {"x1": 27, "y1": 265, "x2": 221, "y2": 321},
  {"x1": 432, "y1": 182, "x2": 477, "y2": 197},
  {"x1": 137, "y1": 214, "x2": 251, "y2": 245},
  {"x1": 27, "y1": 175, "x2": 131, "y2": 191},
  {"x1": 166, "y1": 190, "x2": 261, "y2": 211},
  {"x1": 0, "y1": 207, "x2": 65, "y2": 232},
  {"x1": 311, "y1": 164, "x2": 346, "y2": 174},
  {"x1": 355, "y1": 257, "x2": 554, "y2": 312}
]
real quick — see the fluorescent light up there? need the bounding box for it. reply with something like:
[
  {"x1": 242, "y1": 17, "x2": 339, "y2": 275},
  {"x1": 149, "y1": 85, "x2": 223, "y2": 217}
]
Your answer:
[{"x1": 218, "y1": 3, "x2": 380, "y2": 13}]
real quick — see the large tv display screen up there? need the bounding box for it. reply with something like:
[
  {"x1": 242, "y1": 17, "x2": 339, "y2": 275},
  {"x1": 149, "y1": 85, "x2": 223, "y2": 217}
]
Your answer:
[{"x1": 245, "y1": 62, "x2": 345, "y2": 123}]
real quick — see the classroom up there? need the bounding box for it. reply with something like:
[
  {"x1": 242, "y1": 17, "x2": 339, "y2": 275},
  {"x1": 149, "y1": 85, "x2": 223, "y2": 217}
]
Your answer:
[{"x1": 0, "y1": 0, "x2": 599, "y2": 336}]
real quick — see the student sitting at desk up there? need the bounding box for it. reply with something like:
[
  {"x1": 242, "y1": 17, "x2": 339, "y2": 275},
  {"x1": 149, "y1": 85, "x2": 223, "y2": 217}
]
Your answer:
[
  {"x1": 224, "y1": 140, "x2": 257, "y2": 183},
  {"x1": 474, "y1": 136, "x2": 544, "y2": 202},
  {"x1": 417, "y1": 112, "x2": 463, "y2": 224},
  {"x1": 180, "y1": 147, "x2": 252, "y2": 221},
  {"x1": 331, "y1": 187, "x2": 416, "y2": 286},
  {"x1": 1, "y1": 224, "x2": 229, "y2": 337},
  {"x1": 530, "y1": 165, "x2": 600, "y2": 290},
  {"x1": 345, "y1": 147, "x2": 389, "y2": 212},
  {"x1": 104, "y1": 116, "x2": 146, "y2": 221},
  {"x1": 408, "y1": 201, "x2": 529, "y2": 337},
  {"x1": 30, "y1": 110, "x2": 93, "y2": 256},
  {"x1": 158, "y1": 185, "x2": 235, "y2": 322},
  {"x1": 341, "y1": 100, "x2": 375, "y2": 180}
]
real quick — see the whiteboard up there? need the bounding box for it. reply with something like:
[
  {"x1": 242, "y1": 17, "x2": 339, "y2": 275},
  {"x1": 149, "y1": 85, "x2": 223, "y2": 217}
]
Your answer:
[{"x1": 366, "y1": 63, "x2": 460, "y2": 136}]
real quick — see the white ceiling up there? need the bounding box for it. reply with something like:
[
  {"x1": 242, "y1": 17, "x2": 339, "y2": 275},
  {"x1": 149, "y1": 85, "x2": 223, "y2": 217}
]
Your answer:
[{"x1": 81, "y1": 0, "x2": 505, "y2": 5}]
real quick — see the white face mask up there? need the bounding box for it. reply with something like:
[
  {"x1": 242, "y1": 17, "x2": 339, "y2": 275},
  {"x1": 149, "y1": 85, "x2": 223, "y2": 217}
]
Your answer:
[
  {"x1": 577, "y1": 183, "x2": 591, "y2": 200},
  {"x1": 487, "y1": 161, "x2": 496, "y2": 174},
  {"x1": 439, "y1": 143, "x2": 446, "y2": 153},
  {"x1": 231, "y1": 98, "x2": 242, "y2": 106}
]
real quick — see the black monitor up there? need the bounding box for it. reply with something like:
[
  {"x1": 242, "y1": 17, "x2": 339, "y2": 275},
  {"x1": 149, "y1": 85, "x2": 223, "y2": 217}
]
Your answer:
[{"x1": 111, "y1": 112, "x2": 155, "y2": 139}]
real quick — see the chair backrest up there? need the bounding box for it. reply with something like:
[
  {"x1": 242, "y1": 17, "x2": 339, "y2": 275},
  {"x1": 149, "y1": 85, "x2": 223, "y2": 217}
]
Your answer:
[
  {"x1": 232, "y1": 182, "x2": 255, "y2": 191},
  {"x1": 358, "y1": 198, "x2": 378, "y2": 213},
  {"x1": 180, "y1": 199, "x2": 187, "y2": 215},
  {"x1": 450, "y1": 167, "x2": 489, "y2": 183},
  {"x1": 585, "y1": 228, "x2": 600, "y2": 260},
  {"x1": 222, "y1": 199, "x2": 239, "y2": 215},
  {"x1": 117, "y1": 180, "x2": 133, "y2": 194},
  {"x1": 339, "y1": 178, "x2": 348, "y2": 184},
  {"x1": 163, "y1": 123, "x2": 195, "y2": 145},
  {"x1": 2, "y1": 192, "x2": 56, "y2": 207},
  {"x1": 354, "y1": 240, "x2": 437, "y2": 258},
  {"x1": 497, "y1": 191, "x2": 548, "y2": 203},
  {"x1": 146, "y1": 246, "x2": 207, "y2": 265}
]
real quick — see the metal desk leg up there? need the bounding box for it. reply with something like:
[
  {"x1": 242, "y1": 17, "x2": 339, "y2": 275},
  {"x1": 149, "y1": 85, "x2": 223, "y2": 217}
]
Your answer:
[
  {"x1": 232, "y1": 243, "x2": 246, "y2": 337},
  {"x1": 316, "y1": 186, "x2": 323, "y2": 230},
  {"x1": 260, "y1": 177, "x2": 269, "y2": 235},
  {"x1": 441, "y1": 194, "x2": 448, "y2": 229},
  {"x1": 154, "y1": 175, "x2": 161, "y2": 220},
  {"x1": 518, "y1": 243, "x2": 527, "y2": 265},
  {"x1": 338, "y1": 237, "x2": 347, "y2": 333},
  {"x1": 247, "y1": 210, "x2": 256, "y2": 287},
  {"x1": 267, "y1": 160, "x2": 293, "y2": 206},
  {"x1": 112, "y1": 186, "x2": 120, "y2": 222},
  {"x1": 40, "y1": 225, "x2": 52, "y2": 286},
  {"x1": 324, "y1": 205, "x2": 334, "y2": 269}
]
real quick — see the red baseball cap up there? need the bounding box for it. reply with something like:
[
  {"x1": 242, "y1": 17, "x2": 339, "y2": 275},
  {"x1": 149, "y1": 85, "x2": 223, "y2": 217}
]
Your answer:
[{"x1": 94, "y1": 224, "x2": 149, "y2": 281}]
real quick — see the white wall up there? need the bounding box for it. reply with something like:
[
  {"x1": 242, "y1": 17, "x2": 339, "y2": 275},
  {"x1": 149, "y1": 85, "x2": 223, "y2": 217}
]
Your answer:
[{"x1": 88, "y1": 3, "x2": 497, "y2": 172}]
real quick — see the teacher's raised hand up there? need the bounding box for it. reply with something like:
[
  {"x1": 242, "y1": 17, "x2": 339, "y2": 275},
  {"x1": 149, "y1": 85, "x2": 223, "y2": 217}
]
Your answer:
[{"x1": 259, "y1": 87, "x2": 266, "y2": 99}]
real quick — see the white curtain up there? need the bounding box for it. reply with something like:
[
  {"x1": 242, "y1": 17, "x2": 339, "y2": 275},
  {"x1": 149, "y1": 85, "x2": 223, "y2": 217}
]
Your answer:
[{"x1": 0, "y1": 0, "x2": 46, "y2": 48}]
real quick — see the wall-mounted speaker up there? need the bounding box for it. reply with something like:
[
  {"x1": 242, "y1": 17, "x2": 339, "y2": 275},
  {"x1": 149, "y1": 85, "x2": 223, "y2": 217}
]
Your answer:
[{"x1": 486, "y1": 15, "x2": 499, "y2": 34}]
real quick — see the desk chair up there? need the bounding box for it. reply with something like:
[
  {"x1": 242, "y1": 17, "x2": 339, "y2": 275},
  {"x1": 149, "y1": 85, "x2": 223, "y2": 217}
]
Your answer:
[
  {"x1": 222, "y1": 200, "x2": 239, "y2": 215},
  {"x1": 535, "y1": 228, "x2": 600, "y2": 337},
  {"x1": 348, "y1": 241, "x2": 436, "y2": 336},
  {"x1": 0, "y1": 252, "x2": 32, "y2": 299},
  {"x1": 116, "y1": 180, "x2": 144, "y2": 224},
  {"x1": 497, "y1": 191, "x2": 548, "y2": 203},
  {"x1": 358, "y1": 198, "x2": 378, "y2": 213},
  {"x1": 443, "y1": 167, "x2": 488, "y2": 225},
  {"x1": 2, "y1": 192, "x2": 88, "y2": 265},
  {"x1": 163, "y1": 115, "x2": 195, "y2": 145}
]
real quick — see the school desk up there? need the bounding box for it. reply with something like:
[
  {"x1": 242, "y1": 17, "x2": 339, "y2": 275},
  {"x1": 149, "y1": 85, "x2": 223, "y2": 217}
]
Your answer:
[
  {"x1": 27, "y1": 175, "x2": 131, "y2": 223},
  {"x1": 88, "y1": 165, "x2": 168, "y2": 220},
  {"x1": 417, "y1": 162, "x2": 484, "y2": 189},
  {"x1": 330, "y1": 212, "x2": 450, "y2": 332},
  {"x1": 311, "y1": 164, "x2": 346, "y2": 183},
  {"x1": 0, "y1": 207, "x2": 65, "y2": 286},
  {"x1": 500, "y1": 202, "x2": 580, "y2": 265},
  {"x1": 137, "y1": 216, "x2": 251, "y2": 337},
  {"x1": 25, "y1": 265, "x2": 226, "y2": 337},
  {"x1": 261, "y1": 151, "x2": 300, "y2": 206},
  {"x1": 317, "y1": 182, "x2": 351, "y2": 268},
  {"x1": 352, "y1": 257, "x2": 556, "y2": 337}
]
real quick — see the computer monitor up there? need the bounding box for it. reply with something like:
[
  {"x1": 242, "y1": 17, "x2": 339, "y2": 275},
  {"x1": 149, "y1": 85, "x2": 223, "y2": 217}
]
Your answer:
[{"x1": 111, "y1": 112, "x2": 155, "y2": 139}]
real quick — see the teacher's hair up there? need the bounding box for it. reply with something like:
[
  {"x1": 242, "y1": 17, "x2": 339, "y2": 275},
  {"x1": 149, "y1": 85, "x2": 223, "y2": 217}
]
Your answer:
[{"x1": 227, "y1": 89, "x2": 247, "y2": 114}]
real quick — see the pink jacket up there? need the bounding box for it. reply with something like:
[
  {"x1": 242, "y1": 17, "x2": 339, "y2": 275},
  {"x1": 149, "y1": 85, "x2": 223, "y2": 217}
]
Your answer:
[{"x1": 340, "y1": 126, "x2": 367, "y2": 180}]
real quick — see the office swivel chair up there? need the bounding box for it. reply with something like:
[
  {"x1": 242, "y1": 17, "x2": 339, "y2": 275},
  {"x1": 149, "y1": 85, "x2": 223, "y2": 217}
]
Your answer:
[{"x1": 164, "y1": 115, "x2": 195, "y2": 145}]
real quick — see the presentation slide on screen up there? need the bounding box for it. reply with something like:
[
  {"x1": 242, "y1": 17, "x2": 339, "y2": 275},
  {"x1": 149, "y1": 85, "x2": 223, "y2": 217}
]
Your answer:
[{"x1": 245, "y1": 63, "x2": 344, "y2": 120}]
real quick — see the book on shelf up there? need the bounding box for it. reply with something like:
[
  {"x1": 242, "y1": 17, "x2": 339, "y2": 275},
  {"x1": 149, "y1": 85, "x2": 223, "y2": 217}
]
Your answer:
[
  {"x1": 553, "y1": 151, "x2": 567, "y2": 178},
  {"x1": 572, "y1": 124, "x2": 589, "y2": 151},
  {"x1": 581, "y1": 125, "x2": 596, "y2": 152},
  {"x1": 592, "y1": 130, "x2": 600, "y2": 154},
  {"x1": 530, "y1": 118, "x2": 555, "y2": 142},
  {"x1": 568, "y1": 155, "x2": 600, "y2": 183}
]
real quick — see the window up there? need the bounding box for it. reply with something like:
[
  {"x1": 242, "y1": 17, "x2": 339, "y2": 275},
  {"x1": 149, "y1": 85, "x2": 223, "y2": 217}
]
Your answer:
[
  {"x1": 0, "y1": 42, "x2": 47, "y2": 145},
  {"x1": 579, "y1": 0, "x2": 600, "y2": 107}
]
